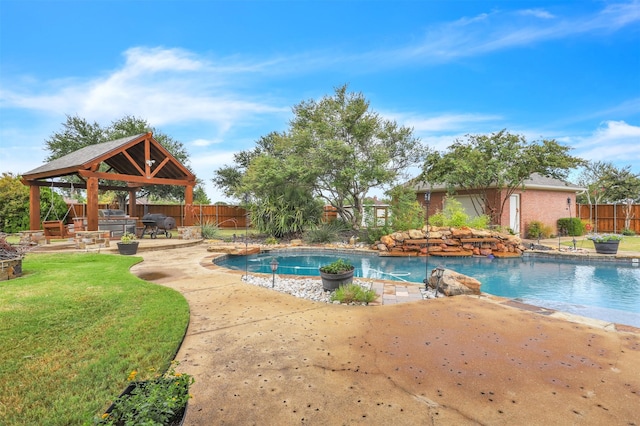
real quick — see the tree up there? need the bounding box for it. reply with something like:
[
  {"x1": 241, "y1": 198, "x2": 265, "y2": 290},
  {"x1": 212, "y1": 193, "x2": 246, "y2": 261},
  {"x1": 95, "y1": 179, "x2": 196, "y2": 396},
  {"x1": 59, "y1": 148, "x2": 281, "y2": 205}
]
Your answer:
[
  {"x1": 0, "y1": 173, "x2": 30, "y2": 233},
  {"x1": 600, "y1": 165, "x2": 640, "y2": 232},
  {"x1": 575, "y1": 161, "x2": 616, "y2": 205},
  {"x1": 212, "y1": 132, "x2": 283, "y2": 199},
  {"x1": 289, "y1": 85, "x2": 425, "y2": 229},
  {"x1": 214, "y1": 85, "x2": 425, "y2": 230},
  {"x1": 419, "y1": 130, "x2": 585, "y2": 225},
  {"x1": 241, "y1": 141, "x2": 323, "y2": 237},
  {"x1": 44, "y1": 115, "x2": 194, "y2": 206},
  {"x1": 387, "y1": 186, "x2": 424, "y2": 231},
  {"x1": 0, "y1": 173, "x2": 67, "y2": 233},
  {"x1": 193, "y1": 185, "x2": 211, "y2": 205}
]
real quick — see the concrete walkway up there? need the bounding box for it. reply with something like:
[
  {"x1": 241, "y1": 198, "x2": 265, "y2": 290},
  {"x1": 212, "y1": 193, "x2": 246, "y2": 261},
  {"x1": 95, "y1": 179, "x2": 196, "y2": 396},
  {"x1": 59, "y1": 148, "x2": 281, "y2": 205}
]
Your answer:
[{"x1": 124, "y1": 242, "x2": 640, "y2": 425}]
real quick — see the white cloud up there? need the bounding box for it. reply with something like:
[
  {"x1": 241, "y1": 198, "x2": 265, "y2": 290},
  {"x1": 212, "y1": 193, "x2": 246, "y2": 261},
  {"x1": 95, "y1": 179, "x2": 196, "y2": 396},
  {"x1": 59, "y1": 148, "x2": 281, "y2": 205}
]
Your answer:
[
  {"x1": 404, "y1": 113, "x2": 503, "y2": 133},
  {"x1": 519, "y1": 9, "x2": 556, "y2": 20},
  {"x1": 570, "y1": 120, "x2": 640, "y2": 164},
  {"x1": 1, "y1": 46, "x2": 289, "y2": 137},
  {"x1": 393, "y1": 2, "x2": 640, "y2": 63},
  {"x1": 191, "y1": 138, "x2": 222, "y2": 147}
]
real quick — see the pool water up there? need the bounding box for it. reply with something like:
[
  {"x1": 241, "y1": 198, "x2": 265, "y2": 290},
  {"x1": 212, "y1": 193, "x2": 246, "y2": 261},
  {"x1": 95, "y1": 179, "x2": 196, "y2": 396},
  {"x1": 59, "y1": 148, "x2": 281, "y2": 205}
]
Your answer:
[{"x1": 216, "y1": 250, "x2": 640, "y2": 327}]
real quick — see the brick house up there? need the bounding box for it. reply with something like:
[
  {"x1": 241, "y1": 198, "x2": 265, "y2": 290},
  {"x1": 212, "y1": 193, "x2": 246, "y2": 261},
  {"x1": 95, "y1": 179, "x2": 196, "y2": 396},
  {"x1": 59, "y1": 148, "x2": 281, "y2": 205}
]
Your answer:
[{"x1": 413, "y1": 173, "x2": 584, "y2": 236}]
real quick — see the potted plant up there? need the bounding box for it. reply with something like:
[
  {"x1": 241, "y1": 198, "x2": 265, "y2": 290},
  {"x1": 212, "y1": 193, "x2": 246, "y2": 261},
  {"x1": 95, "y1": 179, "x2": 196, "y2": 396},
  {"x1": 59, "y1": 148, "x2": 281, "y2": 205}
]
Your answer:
[
  {"x1": 98, "y1": 362, "x2": 194, "y2": 426},
  {"x1": 116, "y1": 232, "x2": 139, "y2": 255},
  {"x1": 587, "y1": 234, "x2": 623, "y2": 255},
  {"x1": 319, "y1": 259, "x2": 355, "y2": 291}
]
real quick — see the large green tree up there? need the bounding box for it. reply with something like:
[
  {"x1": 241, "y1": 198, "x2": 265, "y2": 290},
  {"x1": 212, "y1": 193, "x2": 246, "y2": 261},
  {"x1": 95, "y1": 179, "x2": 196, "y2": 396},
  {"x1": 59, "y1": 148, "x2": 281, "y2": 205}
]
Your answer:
[
  {"x1": 0, "y1": 173, "x2": 67, "y2": 233},
  {"x1": 575, "y1": 161, "x2": 617, "y2": 206},
  {"x1": 419, "y1": 130, "x2": 585, "y2": 224},
  {"x1": 214, "y1": 85, "x2": 425, "y2": 230},
  {"x1": 598, "y1": 164, "x2": 640, "y2": 232},
  {"x1": 44, "y1": 115, "x2": 206, "y2": 205}
]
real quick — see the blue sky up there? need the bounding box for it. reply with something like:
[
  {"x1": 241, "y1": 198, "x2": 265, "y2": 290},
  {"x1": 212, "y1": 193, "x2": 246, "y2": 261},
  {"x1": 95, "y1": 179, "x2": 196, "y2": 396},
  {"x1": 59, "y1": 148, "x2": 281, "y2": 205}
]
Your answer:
[{"x1": 1, "y1": 0, "x2": 639, "y2": 202}]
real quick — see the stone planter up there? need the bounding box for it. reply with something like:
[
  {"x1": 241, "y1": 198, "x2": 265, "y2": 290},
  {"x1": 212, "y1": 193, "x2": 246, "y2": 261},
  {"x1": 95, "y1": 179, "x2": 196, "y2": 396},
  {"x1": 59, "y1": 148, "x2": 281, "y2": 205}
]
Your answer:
[
  {"x1": 593, "y1": 240, "x2": 620, "y2": 255},
  {"x1": 319, "y1": 269, "x2": 355, "y2": 291},
  {"x1": 0, "y1": 257, "x2": 23, "y2": 281},
  {"x1": 117, "y1": 242, "x2": 139, "y2": 255}
]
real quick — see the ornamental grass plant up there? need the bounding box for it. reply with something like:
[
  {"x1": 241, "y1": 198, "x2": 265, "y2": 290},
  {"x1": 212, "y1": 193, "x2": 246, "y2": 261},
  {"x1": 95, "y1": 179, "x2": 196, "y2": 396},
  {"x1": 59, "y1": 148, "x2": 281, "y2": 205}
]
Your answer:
[
  {"x1": 330, "y1": 283, "x2": 378, "y2": 305},
  {"x1": 0, "y1": 253, "x2": 190, "y2": 425}
]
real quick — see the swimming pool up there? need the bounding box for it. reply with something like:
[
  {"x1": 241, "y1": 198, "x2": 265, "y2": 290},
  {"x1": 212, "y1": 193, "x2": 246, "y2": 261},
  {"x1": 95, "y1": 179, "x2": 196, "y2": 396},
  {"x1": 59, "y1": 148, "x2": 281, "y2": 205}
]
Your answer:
[{"x1": 215, "y1": 250, "x2": 640, "y2": 328}]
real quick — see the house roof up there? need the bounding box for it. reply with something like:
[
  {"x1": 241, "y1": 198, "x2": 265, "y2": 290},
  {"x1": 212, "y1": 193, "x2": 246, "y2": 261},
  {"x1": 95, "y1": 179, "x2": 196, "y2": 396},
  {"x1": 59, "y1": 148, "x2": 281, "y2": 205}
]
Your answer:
[
  {"x1": 413, "y1": 173, "x2": 585, "y2": 193},
  {"x1": 22, "y1": 132, "x2": 195, "y2": 187}
]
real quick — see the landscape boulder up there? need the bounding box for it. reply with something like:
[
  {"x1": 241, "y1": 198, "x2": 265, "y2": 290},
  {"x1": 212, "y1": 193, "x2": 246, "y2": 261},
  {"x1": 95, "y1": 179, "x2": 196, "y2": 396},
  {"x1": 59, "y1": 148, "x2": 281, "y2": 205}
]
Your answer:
[{"x1": 428, "y1": 268, "x2": 481, "y2": 296}]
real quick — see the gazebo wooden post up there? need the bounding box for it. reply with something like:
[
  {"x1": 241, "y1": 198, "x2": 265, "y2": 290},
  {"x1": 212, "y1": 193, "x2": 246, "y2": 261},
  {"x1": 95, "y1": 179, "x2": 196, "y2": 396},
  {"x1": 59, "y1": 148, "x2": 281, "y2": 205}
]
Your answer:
[
  {"x1": 29, "y1": 184, "x2": 41, "y2": 230},
  {"x1": 86, "y1": 177, "x2": 99, "y2": 231},
  {"x1": 128, "y1": 189, "x2": 137, "y2": 218},
  {"x1": 184, "y1": 184, "x2": 194, "y2": 226}
]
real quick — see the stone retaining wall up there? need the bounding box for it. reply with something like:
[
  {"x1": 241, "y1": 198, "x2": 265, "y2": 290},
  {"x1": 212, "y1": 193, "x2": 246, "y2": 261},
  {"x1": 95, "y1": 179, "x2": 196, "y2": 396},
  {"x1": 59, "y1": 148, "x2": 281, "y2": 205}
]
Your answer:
[
  {"x1": 178, "y1": 226, "x2": 203, "y2": 240},
  {"x1": 375, "y1": 226, "x2": 525, "y2": 257}
]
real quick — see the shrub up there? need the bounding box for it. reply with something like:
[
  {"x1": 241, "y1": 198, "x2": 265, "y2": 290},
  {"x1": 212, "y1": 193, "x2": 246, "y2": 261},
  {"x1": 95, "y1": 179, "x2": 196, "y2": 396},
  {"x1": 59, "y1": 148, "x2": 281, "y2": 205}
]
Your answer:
[
  {"x1": 264, "y1": 236, "x2": 279, "y2": 245},
  {"x1": 330, "y1": 283, "x2": 377, "y2": 304},
  {"x1": 557, "y1": 218, "x2": 585, "y2": 237},
  {"x1": 427, "y1": 197, "x2": 489, "y2": 229},
  {"x1": 468, "y1": 215, "x2": 490, "y2": 229},
  {"x1": 622, "y1": 228, "x2": 636, "y2": 236},
  {"x1": 526, "y1": 221, "x2": 553, "y2": 239},
  {"x1": 359, "y1": 224, "x2": 393, "y2": 244}
]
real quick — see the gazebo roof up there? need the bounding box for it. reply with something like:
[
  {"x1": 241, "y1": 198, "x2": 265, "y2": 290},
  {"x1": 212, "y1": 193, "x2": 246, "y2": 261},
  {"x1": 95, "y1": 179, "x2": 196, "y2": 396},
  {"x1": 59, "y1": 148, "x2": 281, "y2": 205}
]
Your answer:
[{"x1": 22, "y1": 132, "x2": 195, "y2": 186}]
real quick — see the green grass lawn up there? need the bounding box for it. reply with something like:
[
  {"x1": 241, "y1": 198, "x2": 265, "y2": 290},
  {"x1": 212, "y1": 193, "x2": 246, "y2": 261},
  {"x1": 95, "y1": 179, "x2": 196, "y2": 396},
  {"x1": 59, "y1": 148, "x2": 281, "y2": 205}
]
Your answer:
[{"x1": 0, "y1": 253, "x2": 190, "y2": 426}]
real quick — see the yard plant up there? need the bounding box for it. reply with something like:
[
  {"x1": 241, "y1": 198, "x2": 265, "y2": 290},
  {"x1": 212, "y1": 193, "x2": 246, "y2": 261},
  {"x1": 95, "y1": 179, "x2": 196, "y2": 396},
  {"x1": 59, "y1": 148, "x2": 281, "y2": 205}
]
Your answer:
[
  {"x1": 330, "y1": 283, "x2": 377, "y2": 305},
  {"x1": 0, "y1": 253, "x2": 189, "y2": 425}
]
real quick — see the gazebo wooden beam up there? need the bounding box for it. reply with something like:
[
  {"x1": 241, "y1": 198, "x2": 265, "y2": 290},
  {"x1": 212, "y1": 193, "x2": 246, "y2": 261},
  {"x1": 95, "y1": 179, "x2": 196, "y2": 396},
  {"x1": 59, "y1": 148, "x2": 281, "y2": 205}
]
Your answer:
[
  {"x1": 23, "y1": 179, "x2": 141, "y2": 192},
  {"x1": 78, "y1": 170, "x2": 195, "y2": 187}
]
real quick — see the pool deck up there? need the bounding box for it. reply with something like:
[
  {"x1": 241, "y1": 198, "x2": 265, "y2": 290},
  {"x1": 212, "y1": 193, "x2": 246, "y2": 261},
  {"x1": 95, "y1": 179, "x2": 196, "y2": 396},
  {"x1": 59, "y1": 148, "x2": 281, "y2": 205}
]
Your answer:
[{"x1": 31, "y1": 237, "x2": 640, "y2": 424}]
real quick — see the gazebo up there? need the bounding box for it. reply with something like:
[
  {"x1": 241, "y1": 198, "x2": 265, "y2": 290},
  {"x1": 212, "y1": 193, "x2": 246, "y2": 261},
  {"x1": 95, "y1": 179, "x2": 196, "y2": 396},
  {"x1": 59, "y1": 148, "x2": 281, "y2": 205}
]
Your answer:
[{"x1": 21, "y1": 132, "x2": 196, "y2": 232}]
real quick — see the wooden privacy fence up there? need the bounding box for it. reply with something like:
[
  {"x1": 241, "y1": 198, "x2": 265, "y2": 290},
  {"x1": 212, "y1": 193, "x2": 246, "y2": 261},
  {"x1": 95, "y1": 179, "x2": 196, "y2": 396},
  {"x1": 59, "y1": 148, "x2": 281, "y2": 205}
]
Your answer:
[
  {"x1": 63, "y1": 203, "x2": 637, "y2": 234},
  {"x1": 577, "y1": 204, "x2": 640, "y2": 234},
  {"x1": 63, "y1": 203, "x2": 248, "y2": 229},
  {"x1": 63, "y1": 204, "x2": 341, "y2": 229}
]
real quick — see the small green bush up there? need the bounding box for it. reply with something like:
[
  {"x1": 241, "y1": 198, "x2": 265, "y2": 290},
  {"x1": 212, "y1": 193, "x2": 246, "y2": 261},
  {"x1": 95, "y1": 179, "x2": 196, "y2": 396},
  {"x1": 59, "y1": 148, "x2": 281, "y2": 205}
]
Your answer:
[
  {"x1": 427, "y1": 197, "x2": 489, "y2": 229},
  {"x1": 359, "y1": 224, "x2": 393, "y2": 244},
  {"x1": 264, "y1": 236, "x2": 279, "y2": 245},
  {"x1": 330, "y1": 283, "x2": 377, "y2": 304},
  {"x1": 557, "y1": 218, "x2": 585, "y2": 237},
  {"x1": 622, "y1": 228, "x2": 636, "y2": 236},
  {"x1": 526, "y1": 221, "x2": 550, "y2": 239}
]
